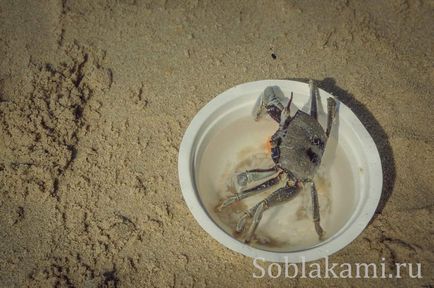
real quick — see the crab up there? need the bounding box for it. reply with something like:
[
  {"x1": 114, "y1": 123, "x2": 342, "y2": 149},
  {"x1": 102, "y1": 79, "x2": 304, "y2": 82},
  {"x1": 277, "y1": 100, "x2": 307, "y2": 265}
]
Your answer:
[{"x1": 218, "y1": 80, "x2": 337, "y2": 243}]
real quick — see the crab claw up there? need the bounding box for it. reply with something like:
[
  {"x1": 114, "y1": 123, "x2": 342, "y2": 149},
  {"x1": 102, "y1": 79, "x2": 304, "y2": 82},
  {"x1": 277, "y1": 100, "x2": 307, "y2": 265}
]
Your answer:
[
  {"x1": 253, "y1": 87, "x2": 282, "y2": 121},
  {"x1": 236, "y1": 172, "x2": 249, "y2": 187}
]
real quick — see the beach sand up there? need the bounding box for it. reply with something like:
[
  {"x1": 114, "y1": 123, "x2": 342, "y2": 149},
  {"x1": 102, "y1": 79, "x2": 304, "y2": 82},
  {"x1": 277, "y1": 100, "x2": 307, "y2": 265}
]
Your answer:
[{"x1": 0, "y1": 0, "x2": 433, "y2": 286}]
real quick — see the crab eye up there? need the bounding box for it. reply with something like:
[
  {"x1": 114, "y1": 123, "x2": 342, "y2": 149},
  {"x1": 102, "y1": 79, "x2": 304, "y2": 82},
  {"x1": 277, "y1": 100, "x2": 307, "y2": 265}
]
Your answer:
[
  {"x1": 311, "y1": 137, "x2": 324, "y2": 149},
  {"x1": 312, "y1": 137, "x2": 321, "y2": 145},
  {"x1": 306, "y1": 148, "x2": 319, "y2": 164}
]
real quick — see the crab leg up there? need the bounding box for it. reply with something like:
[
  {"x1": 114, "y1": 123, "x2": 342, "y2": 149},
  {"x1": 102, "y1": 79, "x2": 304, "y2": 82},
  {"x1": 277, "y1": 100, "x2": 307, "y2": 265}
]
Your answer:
[
  {"x1": 270, "y1": 93, "x2": 294, "y2": 163},
  {"x1": 280, "y1": 92, "x2": 293, "y2": 128},
  {"x1": 326, "y1": 97, "x2": 336, "y2": 138},
  {"x1": 273, "y1": 92, "x2": 293, "y2": 139},
  {"x1": 310, "y1": 181, "x2": 325, "y2": 239},
  {"x1": 237, "y1": 185, "x2": 301, "y2": 243},
  {"x1": 309, "y1": 79, "x2": 318, "y2": 120},
  {"x1": 234, "y1": 166, "x2": 279, "y2": 189},
  {"x1": 219, "y1": 172, "x2": 283, "y2": 210}
]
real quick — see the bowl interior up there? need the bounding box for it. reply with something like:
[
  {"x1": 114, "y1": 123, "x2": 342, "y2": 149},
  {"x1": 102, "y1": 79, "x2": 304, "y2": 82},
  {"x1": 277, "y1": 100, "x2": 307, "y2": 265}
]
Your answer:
[{"x1": 194, "y1": 89, "x2": 364, "y2": 252}]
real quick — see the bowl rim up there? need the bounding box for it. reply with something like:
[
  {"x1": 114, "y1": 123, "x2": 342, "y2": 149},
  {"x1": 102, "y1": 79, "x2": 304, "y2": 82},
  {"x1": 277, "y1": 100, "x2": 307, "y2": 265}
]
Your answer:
[{"x1": 178, "y1": 79, "x2": 383, "y2": 263}]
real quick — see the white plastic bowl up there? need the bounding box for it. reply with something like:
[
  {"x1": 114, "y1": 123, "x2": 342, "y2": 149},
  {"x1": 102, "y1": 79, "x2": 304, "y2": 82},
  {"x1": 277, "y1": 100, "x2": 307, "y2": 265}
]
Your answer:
[{"x1": 178, "y1": 80, "x2": 382, "y2": 263}]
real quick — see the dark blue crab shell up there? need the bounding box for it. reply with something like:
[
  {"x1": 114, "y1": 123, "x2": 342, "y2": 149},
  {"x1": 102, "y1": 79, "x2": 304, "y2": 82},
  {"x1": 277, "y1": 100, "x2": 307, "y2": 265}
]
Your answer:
[{"x1": 278, "y1": 110, "x2": 327, "y2": 179}]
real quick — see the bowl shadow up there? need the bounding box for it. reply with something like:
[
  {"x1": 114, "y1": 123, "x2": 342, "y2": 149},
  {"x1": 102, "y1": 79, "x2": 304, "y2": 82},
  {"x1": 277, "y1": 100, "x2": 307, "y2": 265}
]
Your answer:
[{"x1": 284, "y1": 77, "x2": 395, "y2": 219}]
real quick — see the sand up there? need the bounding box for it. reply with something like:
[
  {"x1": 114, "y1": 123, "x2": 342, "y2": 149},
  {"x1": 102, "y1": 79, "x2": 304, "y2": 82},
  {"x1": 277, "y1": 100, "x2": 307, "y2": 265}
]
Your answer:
[{"x1": 0, "y1": 0, "x2": 433, "y2": 287}]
